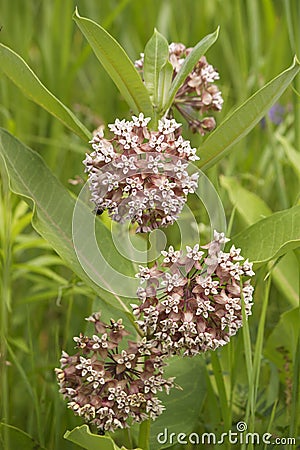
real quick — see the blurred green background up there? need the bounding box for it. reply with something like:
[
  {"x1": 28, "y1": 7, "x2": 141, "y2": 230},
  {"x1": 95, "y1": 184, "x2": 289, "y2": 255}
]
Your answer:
[{"x1": 0, "y1": 1, "x2": 299, "y2": 449}]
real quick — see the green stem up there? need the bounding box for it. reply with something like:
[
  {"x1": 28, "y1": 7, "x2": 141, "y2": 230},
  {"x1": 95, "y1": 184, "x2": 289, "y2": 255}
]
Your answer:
[
  {"x1": 210, "y1": 351, "x2": 231, "y2": 450},
  {"x1": 289, "y1": 249, "x2": 300, "y2": 449},
  {"x1": 122, "y1": 427, "x2": 133, "y2": 449},
  {"x1": 137, "y1": 235, "x2": 152, "y2": 450},
  {"x1": 240, "y1": 279, "x2": 254, "y2": 450},
  {"x1": 138, "y1": 419, "x2": 151, "y2": 450},
  {"x1": 252, "y1": 276, "x2": 271, "y2": 411},
  {"x1": 0, "y1": 166, "x2": 12, "y2": 450}
]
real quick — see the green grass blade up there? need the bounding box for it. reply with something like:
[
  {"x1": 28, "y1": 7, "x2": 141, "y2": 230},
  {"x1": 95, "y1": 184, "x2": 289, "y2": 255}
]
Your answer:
[
  {"x1": 252, "y1": 278, "x2": 271, "y2": 416},
  {"x1": 240, "y1": 281, "x2": 254, "y2": 448},
  {"x1": 0, "y1": 44, "x2": 91, "y2": 141},
  {"x1": 276, "y1": 132, "x2": 300, "y2": 180},
  {"x1": 289, "y1": 249, "x2": 300, "y2": 448},
  {"x1": 264, "y1": 400, "x2": 278, "y2": 450},
  {"x1": 199, "y1": 57, "x2": 300, "y2": 170},
  {"x1": 73, "y1": 8, "x2": 153, "y2": 118}
]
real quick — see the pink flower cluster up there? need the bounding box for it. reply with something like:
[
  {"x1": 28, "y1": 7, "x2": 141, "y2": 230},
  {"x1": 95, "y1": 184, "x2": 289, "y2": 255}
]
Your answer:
[
  {"x1": 132, "y1": 232, "x2": 255, "y2": 356},
  {"x1": 135, "y1": 43, "x2": 223, "y2": 134},
  {"x1": 83, "y1": 114, "x2": 199, "y2": 232},
  {"x1": 55, "y1": 313, "x2": 174, "y2": 432}
]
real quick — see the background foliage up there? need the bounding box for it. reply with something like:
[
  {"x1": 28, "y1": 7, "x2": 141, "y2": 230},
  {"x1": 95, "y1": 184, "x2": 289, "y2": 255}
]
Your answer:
[{"x1": 0, "y1": 1, "x2": 299, "y2": 449}]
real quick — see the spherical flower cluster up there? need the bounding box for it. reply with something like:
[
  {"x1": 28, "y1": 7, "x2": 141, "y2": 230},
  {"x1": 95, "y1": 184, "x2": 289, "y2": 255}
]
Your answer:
[
  {"x1": 83, "y1": 114, "x2": 199, "y2": 232},
  {"x1": 55, "y1": 313, "x2": 175, "y2": 432},
  {"x1": 132, "y1": 232, "x2": 255, "y2": 356},
  {"x1": 135, "y1": 43, "x2": 223, "y2": 135}
]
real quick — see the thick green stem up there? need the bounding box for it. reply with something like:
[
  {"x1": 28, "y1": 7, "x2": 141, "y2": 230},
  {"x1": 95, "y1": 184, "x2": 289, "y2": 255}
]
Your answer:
[
  {"x1": 138, "y1": 419, "x2": 151, "y2": 450},
  {"x1": 210, "y1": 351, "x2": 231, "y2": 450},
  {"x1": 122, "y1": 427, "x2": 133, "y2": 449}
]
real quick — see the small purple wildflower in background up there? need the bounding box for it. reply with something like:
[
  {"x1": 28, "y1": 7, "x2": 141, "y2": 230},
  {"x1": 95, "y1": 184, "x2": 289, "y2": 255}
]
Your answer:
[
  {"x1": 261, "y1": 103, "x2": 285, "y2": 128},
  {"x1": 268, "y1": 103, "x2": 285, "y2": 125},
  {"x1": 135, "y1": 43, "x2": 223, "y2": 134},
  {"x1": 83, "y1": 114, "x2": 199, "y2": 232},
  {"x1": 132, "y1": 231, "x2": 255, "y2": 356},
  {"x1": 55, "y1": 313, "x2": 174, "y2": 432}
]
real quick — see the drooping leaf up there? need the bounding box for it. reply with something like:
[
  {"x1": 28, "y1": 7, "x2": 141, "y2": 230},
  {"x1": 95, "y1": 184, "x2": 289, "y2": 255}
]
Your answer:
[
  {"x1": 162, "y1": 27, "x2": 219, "y2": 114},
  {"x1": 150, "y1": 356, "x2": 206, "y2": 449},
  {"x1": 73, "y1": 8, "x2": 153, "y2": 117},
  {"x1": 232, "y1": 205, "x2": 300, "y2": 264},
  {"x1": 0, "y1": 44, "x2": 91, "y2": 141},
  {"x1": 64, "y1": 424, "x2": 142, "y2": 450},
  {"x1": 0, "y1": 423, "x2": 46, "y2": 450},
  {"x1": 143, "y1": 29, "x2": 169, "y2": 106},
  {"x1": 0, "y1": 128, "x2": 139, "y2": 313},
  {"x1": 220, "y1": 175, "x2": 272, "y2": 224},
  {"x1": 199, "y1": 57, "x2": 300, "y2": 170}
]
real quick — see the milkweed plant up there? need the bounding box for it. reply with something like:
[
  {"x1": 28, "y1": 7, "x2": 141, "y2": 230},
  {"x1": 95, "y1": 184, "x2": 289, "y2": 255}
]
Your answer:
[{"x1": 0, "y1": 7, "x2": 299, "y2": 450}]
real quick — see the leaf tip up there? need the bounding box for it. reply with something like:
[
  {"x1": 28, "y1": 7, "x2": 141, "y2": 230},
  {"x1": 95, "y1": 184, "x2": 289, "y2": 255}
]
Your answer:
[
  {"x1": 73, "y1": 6, "x2": 81, "y2": 20},
  {"x1": 293, "y1": 54, "x2": 300, "y2": 67}
]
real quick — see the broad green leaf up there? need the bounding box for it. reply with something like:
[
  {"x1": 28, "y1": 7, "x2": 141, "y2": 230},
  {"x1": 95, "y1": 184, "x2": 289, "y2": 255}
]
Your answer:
[
  {"x1": 158, "y1": 60, "x2": 173, "y2": 111},
  {"x1": 73, "y1": 8, "x2": 153, "y2": 118},
  {"x1": 220, "y1": 176, "x2": 298, "y2": 306},
  {"x1": 0, "y1": 128, "x2": 138, "y2": 313},
  {"x1": 0, "y1": 423, "x2": 46, "y2": 450},
  {"x1": 220, "y1": 175, "x2": 272, "y2": 224},
  {"x1": 150, "y1": 356, "x2": 206, "y2": 449},
  {"x1": 163, "y1": 28, "x2": 219, "y2": 114},
  {"x1": 0, "y1": 44, "x2": 91, "y2": 141},
  {"x1": 232, "y1": 205, "x2": 300, "y2": 264},
  {"x1": 199, "y1": 57, "x2": 300, "y2": 170},
  {"x1": 64, "y1": 425, "x2": 139, "y2": 450},
  {"x1": 64, "y1": 424, "x2": 142, "y2": 450},
  {"x1": 275, "y1": 132, "x2": 300, "y2": 180},
  {"x1": 143, "y1": 29, "x2": 169, "y2": 106}
]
